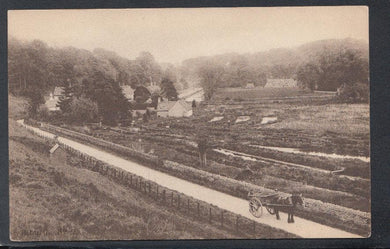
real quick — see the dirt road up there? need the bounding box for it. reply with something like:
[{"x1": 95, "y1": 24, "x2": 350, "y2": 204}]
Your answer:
[{"x1": 17, "y1": 120, "x2": 363, "y2": 238}]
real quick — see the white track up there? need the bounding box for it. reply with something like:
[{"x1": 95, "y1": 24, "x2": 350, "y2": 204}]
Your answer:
[{"x1": 17, "y1": 120, "x2": 363, "y2": 238}]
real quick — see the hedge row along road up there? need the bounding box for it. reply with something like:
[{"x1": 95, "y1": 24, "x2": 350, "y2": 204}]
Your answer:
[{"x1": 17, "y1": 120, "x2": 362, "y2": 238}]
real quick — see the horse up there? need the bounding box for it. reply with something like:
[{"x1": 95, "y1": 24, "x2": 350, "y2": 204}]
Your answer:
[{"x1": 272, "y1": 193, "x2": 304, "y2": 223}]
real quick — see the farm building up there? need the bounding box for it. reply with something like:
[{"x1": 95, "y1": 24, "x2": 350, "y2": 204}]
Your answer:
[
  {"x1": 265, "y1": 79, "x2": 297, "y2": 88},
  {"x1": 44, "y1": 86, "x2": 64, "y2": 111},
  {"x1": 49, "y1": 143, "x2": 67, "y2": 165},
  {"x1": 157, "y1": 99, "x2": 192, "y2": 118},
  {"x1": 131, "y1": 102, "x2": 155, "y2": 118}
]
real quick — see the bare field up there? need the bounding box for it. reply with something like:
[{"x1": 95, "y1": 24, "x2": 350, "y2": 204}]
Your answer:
[{"x1": 260, "y1": 103, "x2": 369, "y2": 135}]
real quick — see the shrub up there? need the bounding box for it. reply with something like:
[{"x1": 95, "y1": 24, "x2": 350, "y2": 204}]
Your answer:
[
  {"x1": 337, "y1": 83, "x2": 369, "y2": 103},
  {"x1": 37, "y1": 104, "x2": 50, "y2": 121}
]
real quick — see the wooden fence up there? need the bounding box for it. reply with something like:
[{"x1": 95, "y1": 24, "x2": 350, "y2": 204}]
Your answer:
[{"x1": 61, "y1": 143, "x2": 276, "y2": 237}]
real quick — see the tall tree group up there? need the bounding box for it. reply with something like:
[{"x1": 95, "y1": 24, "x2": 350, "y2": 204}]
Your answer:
[
  {"x1": 8, "y1": 38, "x2": 163, "y2": 122},
  {"x1": 8, "y1": 37, "x2": 369, "y2": 119},
  {"x1": 296, "y1": 48, "x2": 369, "y2": 94}
]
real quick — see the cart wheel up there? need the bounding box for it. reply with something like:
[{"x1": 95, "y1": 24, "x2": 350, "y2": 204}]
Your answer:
[
  {"x1": 266, "y1": 205, "x2": 276, "y2": 215},
  {"x1": 249, "y1": 198, "x2": 263, "y2": 218}
]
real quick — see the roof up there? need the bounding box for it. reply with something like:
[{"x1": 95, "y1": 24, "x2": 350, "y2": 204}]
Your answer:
[
  {"x1": 176, "y1": 99, "x2": 192, "y2": 112},
  {"x1": 179, "y1": 88, "x2": 204, "y2": 102},
  {"x1": 157, "y1": 100, "x2": 192, "y2": 112},
  {"x1": 53, "y1": 87, "x2": 65, "y2": 96},
  {"x1": 157, "y1": 101, "x2": 176, "y2": 111},
  {"x1": 134, "y1": 85, "x2": 151, "y2": 96},
  {"x1": 265, "y1": 79, "x2": 297, "y2": 88},
  {"x1": 121, "y1": 85, "x2": 135, "y2": 99},
  {"x1": 178, "y1": 87, "x2": 203, "y2": 99},
  {"x1": 49, "y1": 143, "x2": 60, "y2": 154}
]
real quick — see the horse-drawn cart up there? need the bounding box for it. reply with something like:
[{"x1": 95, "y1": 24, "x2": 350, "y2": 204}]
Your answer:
[
  {"x1": 248, "y1": 191, "x2": 279, "y2": 218},
  {"x1": 248, "y1": 190, "x2": 305, "y2": 223}
]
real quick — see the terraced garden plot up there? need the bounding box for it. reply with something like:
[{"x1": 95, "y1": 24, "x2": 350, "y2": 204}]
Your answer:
[{"x1": 18, "y1": 121, "x2": 369, "y2": 237}]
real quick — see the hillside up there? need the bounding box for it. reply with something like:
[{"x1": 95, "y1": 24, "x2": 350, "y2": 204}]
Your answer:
[
  {"x1": 181, "y1": 38, "x2": 369, "y2": 85},
  {"x1": 8, "y1": 95, "x2": 29, "y2": 119},
  {"x1": 10, "y1": 120, "x2": 261, "y2": 240}
]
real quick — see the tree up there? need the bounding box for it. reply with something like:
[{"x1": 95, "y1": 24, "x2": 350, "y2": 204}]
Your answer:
[
  {"x1": 296, "y1": 63, "x2": 320, "y2": 91},
  {"x1": 8, "y1": 39, "x2": 50, "y2": 96},
  {"x1": 68, "y1": 96, "x2": 98, "y2": 124},
  {"x1": 151, "y1": 92, "x2": 159, "y2": 109},
  {"x1": 160, "y1": 77, "x2": 178, "y2": 101},
  {"x1": 198, "y1": 63, "x2": 224, "y2": 100},
  {"x1": 317, "y1": 48, "x2": 368, "y2": 90},
  {"x1": 56, "y1": 80, "x2": 74, "y2": 114},
  {"x1": 26, "y1": 88, "x2": 45, "y2": 117},
  {"x1": 163, "y1": 64, "x2": 177, "y2": 83},
  {"x1": 82, "y1": 70, "x2": 130, "y2": 125},
  {"x1": 179, "y1": 78, "x2": 189, "y2": 90},
  {"x1": 222, "y1": 55, "x2": 253, "y2": 87},
  {"x1": 133, "y1": 51, "x2": 163, "y2": 85},
  {"x1": 297, "y1": 48, "x2": 369, "y2": 92}
]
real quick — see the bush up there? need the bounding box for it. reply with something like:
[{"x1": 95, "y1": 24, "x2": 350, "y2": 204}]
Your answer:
[
  {"x1": 337, "y1": 83, "x2": 369, "y2": 103},
  {"x1": 36, "y1": 104, "x2": 50, "y2": 121}
]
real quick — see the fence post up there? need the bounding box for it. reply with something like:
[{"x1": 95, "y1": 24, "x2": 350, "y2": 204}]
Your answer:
[
  {"x1": 209, "y1": 207, "x2": 212, "y2": 223},
  {"x1": 163, "y1": 190, "x2": 166, "y2": 203},
  {"x1": 156, "y1": 186, "x2": 159, "y2": 200},
  {"x1": 177, "y1": 194, "x2": 180, "y2": 210},
  {"x1": 130, "y1": 175, "x2": 133, "y2": 186},
  {"x1": 197, "y1": 202, "x2": 200, "y2": 217},
  {"x1": 220, "y1": 211, "x2": 224, "y2": 228},
  {"x1": 148, "y1": 183, "x2": 151, "y2": 196},
  {"x1": 171, "y1": 192, "x2": 174, "y2": 206},
  {"x1": 236, "y1": 216, "x2": 239, "y2": 233},
  {"x1": 187, "y1": 199, "x2": 190, "y2": 214}
]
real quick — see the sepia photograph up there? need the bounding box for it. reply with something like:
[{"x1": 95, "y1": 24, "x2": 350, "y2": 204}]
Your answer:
[{"x1": 7, "y1": 6, "x2": 370, "y2": 240}]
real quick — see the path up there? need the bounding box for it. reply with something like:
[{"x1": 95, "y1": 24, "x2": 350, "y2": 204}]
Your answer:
[{"x1": 17, "y1": 120, "x2": 362, "y2": 238}]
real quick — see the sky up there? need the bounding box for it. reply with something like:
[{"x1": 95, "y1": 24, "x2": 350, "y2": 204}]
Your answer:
[{"x1": 8, "y1": 6, "x2": 368, "y2": 64}]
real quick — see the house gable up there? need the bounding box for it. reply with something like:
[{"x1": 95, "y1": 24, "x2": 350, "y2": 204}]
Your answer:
[{"x1": 168, "y1": 100, "x2": 192, "y2": 117}]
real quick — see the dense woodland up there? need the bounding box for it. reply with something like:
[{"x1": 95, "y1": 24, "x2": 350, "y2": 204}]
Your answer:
[
  {"x1": 184, "y1": 38, "x2": 369, "y2": 99},
  {"x1": 8, "y1": 37, "x2": 369, "y2": 122}
]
